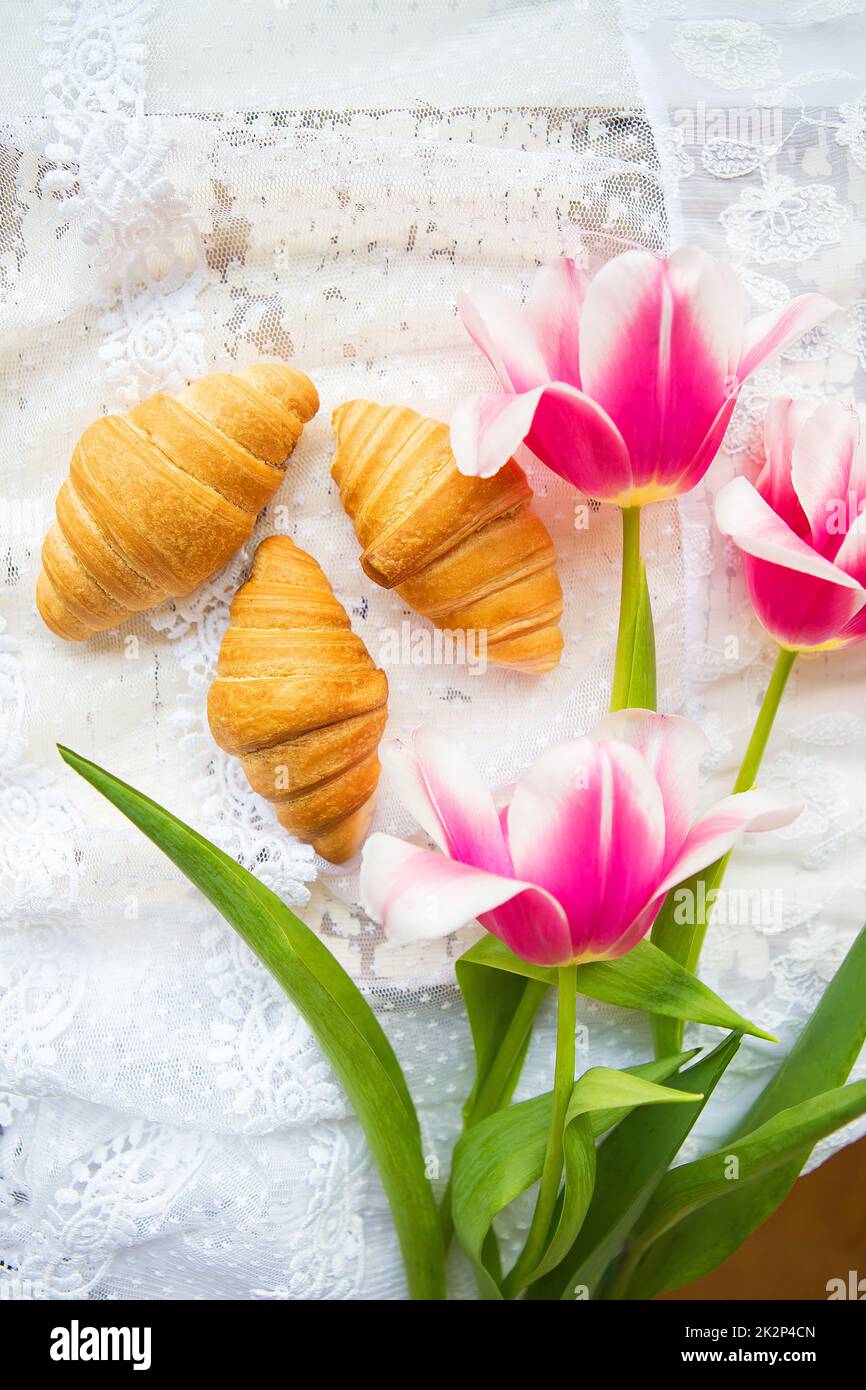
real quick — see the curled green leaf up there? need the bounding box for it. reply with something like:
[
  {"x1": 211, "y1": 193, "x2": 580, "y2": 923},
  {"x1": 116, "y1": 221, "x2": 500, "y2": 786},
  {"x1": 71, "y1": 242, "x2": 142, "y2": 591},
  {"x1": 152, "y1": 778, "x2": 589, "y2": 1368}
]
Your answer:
[
  {"x1": 57, "y1": 745, "x2": 445, "y2": 1301},
  {"x1": 623, "y1": 923, "x2": 866, "y2": 1296},
  {"x1": 622, "y1": 1077, "x2": 866, "y2": 1298},
  {"x1": 626, "y1": 562, "x2": 656, "y2": 711},
  {"x1": 527, "y1": 1031, "x2": 742, "y2": 1300},
  {"x1": 451, "y1": 1056, "x2": 699, "y2": 1300},
  {"x1": 459, "y1": 933, "x2": 775, "y2": 1040}
]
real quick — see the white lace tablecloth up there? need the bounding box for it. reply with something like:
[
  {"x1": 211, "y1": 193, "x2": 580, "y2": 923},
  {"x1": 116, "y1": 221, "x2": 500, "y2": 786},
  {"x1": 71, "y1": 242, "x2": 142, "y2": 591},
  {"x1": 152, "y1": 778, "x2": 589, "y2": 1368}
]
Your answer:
[{"x1": 1, "y1": 0, "x2": 864, "y2": 1300}]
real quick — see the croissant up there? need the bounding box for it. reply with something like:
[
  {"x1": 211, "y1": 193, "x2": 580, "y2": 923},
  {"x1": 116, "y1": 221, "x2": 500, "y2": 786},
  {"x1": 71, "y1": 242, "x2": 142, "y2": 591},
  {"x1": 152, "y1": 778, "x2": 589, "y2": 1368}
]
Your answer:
[
  {"x1": 331, "y1": 400, "x2": 563, "y2": 672},
  {"x1": 37, "y1": 363, "x2": 319, "y2": 640},
  {"x1": 207, "y1": 535, "x2": 388, "y2": 863}
]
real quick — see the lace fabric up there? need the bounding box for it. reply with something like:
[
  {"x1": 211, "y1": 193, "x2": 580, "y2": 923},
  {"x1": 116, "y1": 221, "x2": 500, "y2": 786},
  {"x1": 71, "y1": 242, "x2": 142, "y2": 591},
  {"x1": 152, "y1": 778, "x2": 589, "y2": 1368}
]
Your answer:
[{"x1": 0, "y1": 0, "x2": 863, "y2": 1299}]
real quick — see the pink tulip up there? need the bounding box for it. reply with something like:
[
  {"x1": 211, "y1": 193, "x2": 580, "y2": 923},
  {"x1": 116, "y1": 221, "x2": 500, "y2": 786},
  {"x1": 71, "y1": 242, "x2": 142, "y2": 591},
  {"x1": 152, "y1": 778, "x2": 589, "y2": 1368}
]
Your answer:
[
  {"x1": 360, "y1": 715, "x2": 801, "y2": 968},
  {"x1": 716, "y1": 399, "x2": 866, "y2": 651},
  {"x1": 451, "y1": 249, "x2": 837, "y2": 507}
]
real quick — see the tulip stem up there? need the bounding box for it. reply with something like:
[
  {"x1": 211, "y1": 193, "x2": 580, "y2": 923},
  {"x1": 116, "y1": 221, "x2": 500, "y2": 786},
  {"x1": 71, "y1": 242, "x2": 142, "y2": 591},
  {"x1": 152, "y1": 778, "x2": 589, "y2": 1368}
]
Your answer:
[
  {"x1": 502, "y1": 963, "x2": 577, "y2": 1299},
  {"x1": 688, "y1": 643, "x2": 798, "y2": 971},
  {"x1": 611, "y1": 506, "x2": 643, "y2": 712},
  {"x1": 651, "y1": 644, "x2": 797, "y2": 1057},
  {"x1": 732, "y1": 645, "x2": 798, "y2": 795}
]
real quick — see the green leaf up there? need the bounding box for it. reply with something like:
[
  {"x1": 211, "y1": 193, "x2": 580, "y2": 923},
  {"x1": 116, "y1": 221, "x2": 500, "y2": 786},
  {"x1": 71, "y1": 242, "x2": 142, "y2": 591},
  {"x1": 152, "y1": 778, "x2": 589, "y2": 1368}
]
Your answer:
[
  {"x1": 57, "y1": 745, "x2": 445, "y2": 1302},
  {"x1": 589, "y1": 1049, "x2": 701, "y2": 1139},
  {"x1": 527, "y1": 1031, "x2": 742, "y2": 1300},
  {"x1": 626, "y1": 562, "x2": 656, "y2": 711},
  {"x1": 459, "y1": 933, "x2": 775, "y2": 1040},
  {"x1": 576, "y1": 944, "x2": 774, "y2": 1040},
  {"x1": 438, "y1": 956, "x2": 547, "y2": 1251},
  {"x1": 451, "y1": 1055, "x2": 700, "y2": 1300},
  {"x1": 622, "y1": 1078, "x2": 866, "y2": 1298},
  {"x1": 455, "y1": 950, "x2": 548, "y2": 1127},
  {"x1": 453, "y1": 1092, "x2": 548, "y2": 1300},
  {"x1": 458, "y1": 933, "x2": 554, "y2": 986},
  {"x1": 650, "y1": 857, "x2": 727, "y2": 1058},
  {"x1": 526, "y1": 1068, "x2": 700, "y2": 1290},
  {"x1": 619, "y1": 923, "x2": 866, "y2": 1297}
]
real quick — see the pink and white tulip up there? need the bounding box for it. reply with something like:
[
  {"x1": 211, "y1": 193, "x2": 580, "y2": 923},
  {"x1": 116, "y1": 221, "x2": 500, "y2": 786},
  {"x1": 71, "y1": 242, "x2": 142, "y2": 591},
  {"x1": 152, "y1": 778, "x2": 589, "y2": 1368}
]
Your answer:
[
  {"x1": 716, "y1": 399, "x2": 866, "y2": 651},
  {"x1": 360, "y1": 715, "x2": 802, "y2": 968},
  {"x1": 451, "y1": 249, "x2": 837, "y2": 507}
]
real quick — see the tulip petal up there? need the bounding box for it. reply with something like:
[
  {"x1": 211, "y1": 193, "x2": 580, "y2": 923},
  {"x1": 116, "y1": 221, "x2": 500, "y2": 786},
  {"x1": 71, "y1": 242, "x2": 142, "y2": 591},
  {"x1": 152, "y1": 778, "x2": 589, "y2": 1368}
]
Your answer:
[
  {"x1": 655, "y1": 788, "x2": 804, "y2": 899},
  {"x1": 524, "y1": 383, "x2": 633, "y2": 499},
  {"x1": 758, "y1": 397, "x2": 813, "y2": 536},
  {"x1": 738, "y1": 293, "x2": 838, "y2": 381},
  {"x1": 450, "y1": 389, "x2": 544, "y2": 480},
  {"x1": 837, "y1": 598, "x2": 866, "y2": 645},
  {"x1": 790, "y1": 401, "x2": 861, "y2": 554},
  {"x1": 834, "y1": 506, "x2": 866, "y2": 588},
  {"x1": 603, "y1": 898, "x2": 666, "y2": 960},
  {"x1": 715, "y1": 476, "x2": 864, "y2": 591},
  {"x1": 591, "y1": 710, "x2": 709, "y2": 868},
  {"x1": 524, "y1": 258, "x2": 587, "y2": 384},
  {"x1": 360, "y1": 833, "x2": 571, "y2": 962},
  {"x1": 745, "y1": 552, "x2": 866, "y2": 648},
  {"x1": 451, "y1": 382, "x2": 631, "y2": 496},
  {"x1": 507, "y1": 738, "x2": 666, "y2": 959},
  {"x1": 381, "y1": 729, "x2": 510, "y2": 874},
  {"x1": 674, "y1": 391, "x2": 740, "y2": 498},
  {"x1": 457, "y1": 287, "x2": 549, "y2": 393},
  {"x1": 578, "y1": 247, "x2": 741, "y2": 494}
]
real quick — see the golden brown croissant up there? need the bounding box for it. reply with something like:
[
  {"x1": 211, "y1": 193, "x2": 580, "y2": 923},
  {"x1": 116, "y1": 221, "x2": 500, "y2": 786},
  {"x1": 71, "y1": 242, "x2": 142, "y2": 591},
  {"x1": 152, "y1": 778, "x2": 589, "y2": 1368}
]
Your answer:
[
  {"x1": 37, "y1": 363, "x2": 319, "y2": 640},
  {"x1": 331, "y1": 400, "x2": 563, "y2": 672},
  {"x1": 207, "y1": 535, "x2": 388, "y2": 863}
]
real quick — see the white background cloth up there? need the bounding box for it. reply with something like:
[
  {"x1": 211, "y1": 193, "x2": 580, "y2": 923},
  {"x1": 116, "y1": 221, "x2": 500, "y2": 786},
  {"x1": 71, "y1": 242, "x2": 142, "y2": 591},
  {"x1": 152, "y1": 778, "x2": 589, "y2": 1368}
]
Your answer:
[{"x1": 0, "y1": 0, "x2": 864, "y2": 1300}]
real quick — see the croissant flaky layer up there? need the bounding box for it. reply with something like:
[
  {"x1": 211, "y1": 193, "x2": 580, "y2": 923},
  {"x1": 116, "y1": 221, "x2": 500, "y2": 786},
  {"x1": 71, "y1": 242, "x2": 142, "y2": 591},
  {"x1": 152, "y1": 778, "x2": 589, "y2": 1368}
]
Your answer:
[
  {"x1": 207, "y1": 536, "x2": 388, "y2": 863},
  {"x1": 37, "y1": 363, "x2": 319, "y2": 640},
  {"x1": 331, "y1": 400, "x2": 563, "y2": 672}
]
